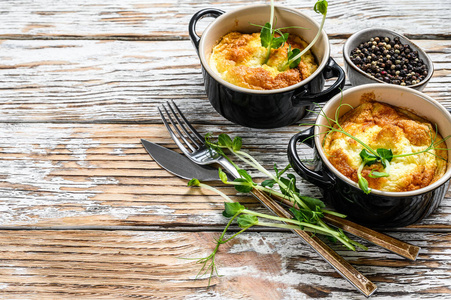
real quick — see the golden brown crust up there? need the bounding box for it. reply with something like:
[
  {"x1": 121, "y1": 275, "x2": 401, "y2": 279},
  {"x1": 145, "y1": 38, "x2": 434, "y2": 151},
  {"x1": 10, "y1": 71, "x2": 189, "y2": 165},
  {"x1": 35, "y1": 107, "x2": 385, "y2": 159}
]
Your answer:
[
  {"x1": 225, "y1": 66, "x2": 302, "y2": 90},
  {"x1": 209, "y1": 32, "x2": 318, "y2": 90},
  {"x1": 322, "y1": 98, "x2": 448, "y2": 192}
]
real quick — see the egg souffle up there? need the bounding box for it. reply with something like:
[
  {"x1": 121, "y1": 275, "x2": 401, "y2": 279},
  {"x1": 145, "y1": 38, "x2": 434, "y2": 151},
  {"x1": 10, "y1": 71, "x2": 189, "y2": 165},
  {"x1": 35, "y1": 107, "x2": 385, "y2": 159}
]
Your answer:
[
  {"x1": 209, "y1": 32, "x2": 318, "y2": 90},
  {"x1": 322, "y1": 97, "x2": 448, "y2": 192}
]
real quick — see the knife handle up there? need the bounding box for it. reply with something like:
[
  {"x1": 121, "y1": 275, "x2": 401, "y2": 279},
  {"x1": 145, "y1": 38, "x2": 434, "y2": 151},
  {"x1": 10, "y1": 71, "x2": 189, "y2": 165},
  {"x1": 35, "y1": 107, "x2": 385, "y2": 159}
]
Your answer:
[
  {"x1": 250, "y1": 188, "x2": 377, "y2": 297},
  {"x1": 272, "y1": 194, "x2": 420, "y2": 261},
  {"x1": 323, "y1": 214, "x2": 419, "y2": 261}
]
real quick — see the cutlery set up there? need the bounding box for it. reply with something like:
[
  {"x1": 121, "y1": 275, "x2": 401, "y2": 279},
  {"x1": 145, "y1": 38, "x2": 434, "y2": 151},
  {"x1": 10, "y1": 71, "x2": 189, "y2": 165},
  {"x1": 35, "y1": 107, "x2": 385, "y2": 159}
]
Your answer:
[{"x1": 141, "y1": 100, "x2": 420, "y2": 297}]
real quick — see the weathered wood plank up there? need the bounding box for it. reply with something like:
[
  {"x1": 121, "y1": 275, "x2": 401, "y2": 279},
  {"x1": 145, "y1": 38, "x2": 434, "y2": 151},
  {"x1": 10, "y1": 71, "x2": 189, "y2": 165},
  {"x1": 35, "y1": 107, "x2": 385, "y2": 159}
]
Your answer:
[
  {"x1": 0, "y1": 0, "x2": 449, "y2": 39},
  {"x1": 0, "y1": 0, "x2": 449, "y2": 299},
  {"x1": 0, "y1": 230, "x2": 448, "y2": 299},
  {"x1": 0, "y1": 123, "x2": 449, "y2": 229},
  {"x1": 0, "y1": 39, "x2": 449, "y2": 124}
]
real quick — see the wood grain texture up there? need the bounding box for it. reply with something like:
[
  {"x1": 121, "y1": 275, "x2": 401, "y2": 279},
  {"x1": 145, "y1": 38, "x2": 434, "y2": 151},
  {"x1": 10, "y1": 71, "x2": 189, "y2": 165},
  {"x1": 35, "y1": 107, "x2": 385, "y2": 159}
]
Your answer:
[
  {"x1": 0, "y1": 230, "x2": 448, "y2": 299},
  {"x1": 0, "y1": 0, "x2": 449, "y2": 39},
  {"x1": 0, "y1": 0, "x2": 449, "y2": 298},
  {"x1": 0, "y1": 123, "x2": 449, "y2": 230},
  {"x1": 0, "y1": 39, "x2": 449, "y2": 124}
]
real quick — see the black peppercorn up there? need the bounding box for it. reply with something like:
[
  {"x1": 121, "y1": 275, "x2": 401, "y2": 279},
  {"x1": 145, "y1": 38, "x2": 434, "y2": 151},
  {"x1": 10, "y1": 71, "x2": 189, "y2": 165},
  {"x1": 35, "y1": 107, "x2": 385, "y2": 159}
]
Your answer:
[{"x1": 350, "y1": 35, "x2": 428, "y2": 86}]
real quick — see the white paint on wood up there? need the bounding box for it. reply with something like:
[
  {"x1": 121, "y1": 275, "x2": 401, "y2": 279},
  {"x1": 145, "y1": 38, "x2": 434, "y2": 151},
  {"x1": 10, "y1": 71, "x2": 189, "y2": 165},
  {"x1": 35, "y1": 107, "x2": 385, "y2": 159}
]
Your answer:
[
  {"x1": 0, "y1": 0, "x2": 450, "y2": 38},
  {"x1": 0, "y1": 0, "x2": 449, "y2": 298}
]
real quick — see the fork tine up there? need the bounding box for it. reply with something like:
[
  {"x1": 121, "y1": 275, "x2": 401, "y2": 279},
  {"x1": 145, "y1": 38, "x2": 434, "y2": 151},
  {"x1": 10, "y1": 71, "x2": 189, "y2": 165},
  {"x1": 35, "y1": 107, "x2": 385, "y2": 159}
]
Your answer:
[
  {"x1": 167, "y1": 101, "x2": 203, "y2": 149},
  {"x1": 170, "y1": 100, "x2": 205, "y2": 144},
  {"x1": 158, "y1": 106, "x2": 196, "y2": 154},
  {"x1": 161, "y1": 103, "x2": 198, "y2": 152}
]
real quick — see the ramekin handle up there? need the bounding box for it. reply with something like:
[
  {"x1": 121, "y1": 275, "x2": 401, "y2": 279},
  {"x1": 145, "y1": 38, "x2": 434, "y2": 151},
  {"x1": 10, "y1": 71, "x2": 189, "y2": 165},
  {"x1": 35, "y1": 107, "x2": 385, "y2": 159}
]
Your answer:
[
  {"x1": 188, "y1": 8, "x2": 224, "y2": 56},
  {"x1": 292, "y1": 57, "x2": 346, "y2": 106},
  {"x1": 287, "y1": 127, "x2": 336, "y2": 190}
]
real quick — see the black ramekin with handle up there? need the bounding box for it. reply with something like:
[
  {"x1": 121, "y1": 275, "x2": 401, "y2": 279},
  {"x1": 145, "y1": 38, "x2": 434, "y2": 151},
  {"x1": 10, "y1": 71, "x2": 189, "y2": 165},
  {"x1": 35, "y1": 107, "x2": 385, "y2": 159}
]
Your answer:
[
  {"x1": 188, "y1": 5, "x2": 345, "y2": 129},
  {"x1": 287, "y1": 84, "x2": 451, "y2": 228}
]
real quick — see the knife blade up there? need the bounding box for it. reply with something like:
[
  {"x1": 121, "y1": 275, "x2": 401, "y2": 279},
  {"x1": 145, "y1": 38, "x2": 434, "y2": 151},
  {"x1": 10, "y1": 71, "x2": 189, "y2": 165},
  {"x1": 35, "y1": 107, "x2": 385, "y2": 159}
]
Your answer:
[{"x1": 141, "y1": 139, "x2": 221, "y2": 181}]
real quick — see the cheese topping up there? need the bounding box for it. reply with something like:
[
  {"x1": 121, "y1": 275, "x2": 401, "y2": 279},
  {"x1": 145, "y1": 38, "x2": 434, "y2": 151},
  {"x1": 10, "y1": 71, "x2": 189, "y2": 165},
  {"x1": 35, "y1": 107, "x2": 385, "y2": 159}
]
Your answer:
[
  {"x1": 322, "y1": 97, "x2": 448, "y2": 192},
  {"x1": 209, "y1": 32, "x2": 318, "y2": 90}
]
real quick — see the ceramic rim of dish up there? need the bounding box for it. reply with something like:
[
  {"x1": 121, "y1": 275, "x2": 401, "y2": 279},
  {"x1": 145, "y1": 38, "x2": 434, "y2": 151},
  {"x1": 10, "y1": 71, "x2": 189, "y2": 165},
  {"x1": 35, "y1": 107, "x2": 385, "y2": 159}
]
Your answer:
[{"x1": 198, "y1": 4, "x2": 331, "y2": 95}]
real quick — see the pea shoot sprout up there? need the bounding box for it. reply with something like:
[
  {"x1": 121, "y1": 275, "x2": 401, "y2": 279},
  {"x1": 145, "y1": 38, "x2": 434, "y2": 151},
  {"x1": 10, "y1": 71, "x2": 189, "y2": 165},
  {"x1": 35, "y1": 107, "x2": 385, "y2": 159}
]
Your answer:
[{"x1": 185, "y1": 133, "x2": 367, "y2": 285}]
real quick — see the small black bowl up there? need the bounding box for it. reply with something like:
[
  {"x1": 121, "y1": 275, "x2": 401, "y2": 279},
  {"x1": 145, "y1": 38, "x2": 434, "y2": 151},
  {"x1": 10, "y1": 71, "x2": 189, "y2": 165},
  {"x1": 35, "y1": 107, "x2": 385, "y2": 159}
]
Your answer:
[
  {"x1": 287, "y1": 84, "x2": 451, "y2": 228},
  {"x1": 189, "y1": 5, "x2": 345, "y2": 129}
]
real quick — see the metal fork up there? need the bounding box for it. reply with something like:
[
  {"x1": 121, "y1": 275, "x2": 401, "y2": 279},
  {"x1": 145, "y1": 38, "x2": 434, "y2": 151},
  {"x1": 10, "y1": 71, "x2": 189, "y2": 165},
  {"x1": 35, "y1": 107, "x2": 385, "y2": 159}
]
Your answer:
[
  {"x1": 158, "y1": 100, "x2": 377, "y2": 296},
  {"x1": 158, "y1": 100, "x2": 240, "y2": 179}
]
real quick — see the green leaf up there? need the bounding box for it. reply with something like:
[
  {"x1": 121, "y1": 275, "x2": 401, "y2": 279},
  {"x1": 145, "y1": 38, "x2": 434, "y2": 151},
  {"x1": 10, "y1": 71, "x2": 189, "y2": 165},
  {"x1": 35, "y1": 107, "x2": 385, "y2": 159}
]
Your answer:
[
  {"x1": 260, "y1": 23, "x2": 272, "y2": 48},
  {"x1": 280, "y1": 174, "x2": 299, "y2": 195},
  {"x1": 287, "y1": 174, "x2": 300, "y2": 192},
  {"x1": 223, "y1": 202, "x2": 245, "y2": 218},
  {"x1": 233, "y1": 178, "x2": 253, "y2": 193},
  {"x1": 376, "y1": 148, "x2": 393, "y2": 160},
  {"x1": 271, "y1": 32, "x2": 289, "y2": 49},
  {"x1": 218, "y1": 133, "x2": 233, "y2": 148},
  {"x1": 273, "y1": 164, "x2": 280, "y2": 178},
  {"x1": 314, "y1": 205, "x2": 325, "y2": 217},
  {"x1": 359, "y1": 149, "x2": 378, "y2": 166},
  {"x1": 187, "y1": 178, "x2": 200, "y2": 187},
  {"x1": 300, "y1": 195, "x2": 326, "y2": 209},
  {"x1": 296, "y1": 208, "x2": 314, "y2": 223},
  {"x1": 288, "y1": 47, "x2": 301, "y2": 68},
  {"x1": 289, "y1": 207, "x2": 305, "y2": 221},
  {"x1": 357, "y1": 174, "x2": 371, "y2": 194},
  {"x1": 237, "y1": 214, "x2": 258, "y2": 228},
  {"x1": 232, "y1": 136, "x2": 242, "y2": 152},
  {"x1": 276, "y1": 164, "x2": 291, "y2": 179},
  {"x1": 377, "y1": 148, "x2": 393, "y2": 167},
  {"x1": 218, "y1": 169, "x2": 229, "y2": 184},
  {"x1": 368, "y1": 171, "x2": 389, "y2": 178},
  {"x1": 313, "y1": 0, "x2": 328, "y2": 15},
  {"x1": 286, "y1": 173, "x2": 296, "y2": 182},
  {"x1": 261, "y1": 179, "x2": 276, "y2": 188},
  {"x1": 290, "y1": 206, "x2": 324, "y2": 224},
  {"x1": 237, "y1": 169, "x2": 253, "y2": 183}
]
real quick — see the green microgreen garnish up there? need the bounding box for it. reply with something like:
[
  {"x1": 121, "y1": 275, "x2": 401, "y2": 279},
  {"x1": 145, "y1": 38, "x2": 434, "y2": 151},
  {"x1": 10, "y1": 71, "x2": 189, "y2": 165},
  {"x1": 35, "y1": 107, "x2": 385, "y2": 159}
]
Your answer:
[
  {"x1": 258, "y1": 0, "x2": 290, "y2": 64},
  {"x1": 186, "y1": 133, "x2": 368, "y2": 286},
  {"x1": 281, "y1": 0, "x2": 328, "y2": 71},
  {"x1": 252, "y1": 0, "x2": 326, "y2": 70},
  {"x1": 356, "y1": 148, "x2": 392, "y2": 193},
  {"x1": 287, "y1": 44, "x2": 302, "y2": 69},
  {"x1": 301, "y1": 100, "x2": 450, "y2": 194}
]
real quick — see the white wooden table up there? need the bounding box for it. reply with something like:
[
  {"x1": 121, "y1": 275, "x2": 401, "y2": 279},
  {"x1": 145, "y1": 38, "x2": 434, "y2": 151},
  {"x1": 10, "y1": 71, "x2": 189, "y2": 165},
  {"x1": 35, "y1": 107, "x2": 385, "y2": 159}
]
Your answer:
[{"x1": 0, "y1": 0, "x2": 450, "y2": 298}]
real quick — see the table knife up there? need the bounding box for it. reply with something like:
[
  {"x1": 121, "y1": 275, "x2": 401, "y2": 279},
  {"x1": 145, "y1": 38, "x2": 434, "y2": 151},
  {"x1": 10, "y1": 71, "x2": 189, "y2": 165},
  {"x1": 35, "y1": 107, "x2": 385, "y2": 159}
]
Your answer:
[{"x1": 142, "y1": 139, "x2": 222, "y2": 181}]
